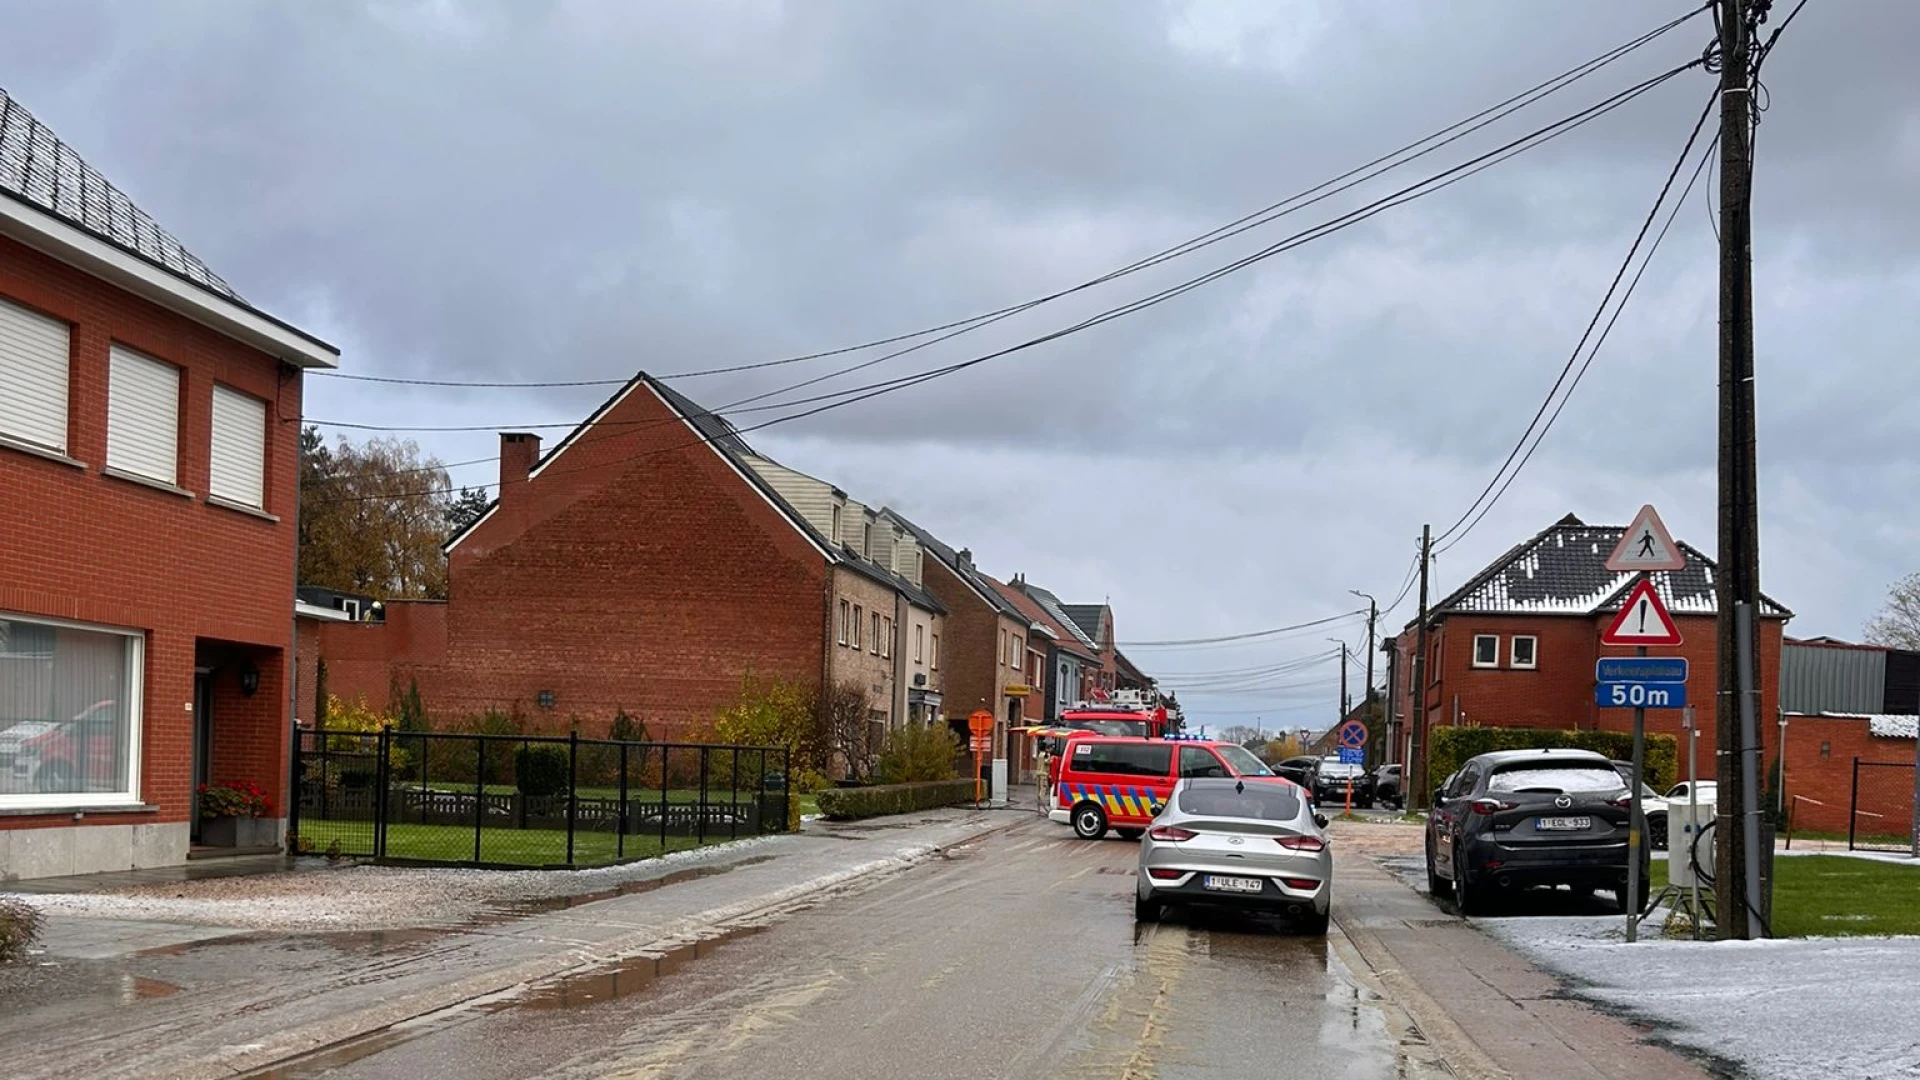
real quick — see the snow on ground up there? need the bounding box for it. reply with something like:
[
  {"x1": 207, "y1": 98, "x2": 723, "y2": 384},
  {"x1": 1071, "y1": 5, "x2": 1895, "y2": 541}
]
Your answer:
[
  {"x1": 1, "y1": 834, "x2": 786, "y2": 931},
  {"x1": 1479, "y1": 914, "x2": 1920, "y2": 1080}
]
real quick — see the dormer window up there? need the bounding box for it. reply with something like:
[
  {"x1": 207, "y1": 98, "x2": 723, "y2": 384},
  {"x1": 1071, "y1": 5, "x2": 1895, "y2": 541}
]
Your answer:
[{"x1": 830, "y1": 504, "x2": 842, "y2": 545}]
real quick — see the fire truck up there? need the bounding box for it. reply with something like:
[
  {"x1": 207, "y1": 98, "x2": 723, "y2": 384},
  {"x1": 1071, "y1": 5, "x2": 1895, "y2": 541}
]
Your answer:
[{"x1": 1056, "y1": 688, "x2": 1176, "y2": 739}]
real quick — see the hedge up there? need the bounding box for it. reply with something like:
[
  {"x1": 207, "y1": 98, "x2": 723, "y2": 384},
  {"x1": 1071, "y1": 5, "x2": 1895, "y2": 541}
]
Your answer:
[
  {"x1": 1426, "y1": 727, "x2": 1678, "y2": 796},
  {"x1": 814, "y1": 779, "x2": 978, "y2": 821}
]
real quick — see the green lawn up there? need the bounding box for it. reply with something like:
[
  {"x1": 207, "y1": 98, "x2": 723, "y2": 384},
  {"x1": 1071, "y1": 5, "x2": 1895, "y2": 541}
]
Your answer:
[
  {"x1": 296, "y1": 818, "x2": 764, "y2": 867},
  {"x1": 1649, "y1": 854, "x2": 1920, "y2": 937}
]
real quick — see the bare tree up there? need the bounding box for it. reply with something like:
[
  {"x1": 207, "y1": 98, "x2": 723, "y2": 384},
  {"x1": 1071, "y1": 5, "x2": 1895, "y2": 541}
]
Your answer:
[
  {"x1": 1865, "y1": 573, "x2": 1920, "y2": 650},
  {"x1": 821, "y1": 680, "x2": 881, "y2": 783}
]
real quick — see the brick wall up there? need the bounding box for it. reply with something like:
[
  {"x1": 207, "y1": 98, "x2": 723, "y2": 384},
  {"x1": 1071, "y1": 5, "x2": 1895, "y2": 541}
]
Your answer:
[
  {"x1": 0, "y1": 233, "x2": 299, "y2": 837},
  {"x1": 829, "y1": 566, "x2": 896, "y2": 724},
  {"x1": 1415, "y1": 612, "x2": 1785, "y2": 778},
  {"x1": 427, "y1": 380, "x2": 830, "y2": 739},
  {"x1": 314, "y1": 602, "x2": 448, "y2": 713},
  {"x1": 1781, "y1": 715, "x2": 1914, "y2": 835}
]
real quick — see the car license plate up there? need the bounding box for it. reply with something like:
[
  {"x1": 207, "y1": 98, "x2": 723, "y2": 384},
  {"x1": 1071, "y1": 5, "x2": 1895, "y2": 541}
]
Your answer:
[
  {"x1": 1537, "y1": 816, "x2": 1592, "y2": 831},
  {"x1": 1202, "y1": 875, "x2": 1264, "y2": 894}
]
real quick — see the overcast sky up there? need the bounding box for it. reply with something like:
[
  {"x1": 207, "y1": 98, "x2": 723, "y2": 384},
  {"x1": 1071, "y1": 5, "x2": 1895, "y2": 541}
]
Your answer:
[{"x1": 6, "y1": 0, "x2": 1916, "y2": 732}]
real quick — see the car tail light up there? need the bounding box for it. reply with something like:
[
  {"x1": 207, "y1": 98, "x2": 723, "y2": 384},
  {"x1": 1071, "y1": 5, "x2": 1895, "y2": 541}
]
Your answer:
[
  {"x1": 1147, "y1": 826, "x2": 1196, "y2": 842},
  {"x1": 1280, "y1": 877, "x2": 1319, "y2": 891},
  {"x1": 1276, "y1": 835, "x2": 1325, "y2": 852},
  {"x1": 1469, "y1": 798, "x2": 1516, "y2": 815},
  {"x1": 1146, "y1": 868, "x2": 1184, "y2": 880},
  {"x1": 1607, "y1": 795, "x2": 1633, "y2": 809}
]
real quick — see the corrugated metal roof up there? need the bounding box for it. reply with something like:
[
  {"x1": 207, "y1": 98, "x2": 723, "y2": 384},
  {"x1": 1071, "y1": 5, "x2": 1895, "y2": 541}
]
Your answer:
[{"x1": 1781, "y1": 642, "x2": 1886, "y2": 715}]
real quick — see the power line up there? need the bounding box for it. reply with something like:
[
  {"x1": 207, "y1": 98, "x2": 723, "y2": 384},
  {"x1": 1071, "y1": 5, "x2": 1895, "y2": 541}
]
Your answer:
[
  {"x1": 1432, "y1": 86, "x2": 1718, "y2": 554},
  {"x1": 1119, "y1": 613, "x2": 1364, "y2": 648},
  {"x1": 311, "y1": 59, "x2": 1702, "y2": 505},
  {"x1": 1437, "y1": 98, "x2": 1720, "y2": 557},
  {"x1": 306, "y1": 7, "x2": 1709, "y2": 397}
]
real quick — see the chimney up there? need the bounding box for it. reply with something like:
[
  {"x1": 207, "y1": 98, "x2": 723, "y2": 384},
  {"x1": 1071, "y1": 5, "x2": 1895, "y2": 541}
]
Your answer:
[
  {"x1": 957, "y1": 548, "x2": 972, "y2": 569},
  {"x1": 499, "y1": 432, "x2": 541, "y2": 502}
]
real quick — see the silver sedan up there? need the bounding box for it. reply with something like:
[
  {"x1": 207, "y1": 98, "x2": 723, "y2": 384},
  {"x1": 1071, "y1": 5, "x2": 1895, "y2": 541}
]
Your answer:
[{"x1": 1135, "y1": 777, "x2": 1332, "y2": 933}]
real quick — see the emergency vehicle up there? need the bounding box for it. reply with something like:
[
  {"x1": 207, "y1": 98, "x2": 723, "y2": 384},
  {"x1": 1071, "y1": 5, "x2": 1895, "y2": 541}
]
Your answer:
[{"x1": 1048, "y1": 732, "x2": 1287, "y2": 840}]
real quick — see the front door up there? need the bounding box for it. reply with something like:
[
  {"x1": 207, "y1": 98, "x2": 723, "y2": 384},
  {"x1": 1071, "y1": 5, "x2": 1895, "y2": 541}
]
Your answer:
[{"x1": 190, "y1": 671, "x2": 213, "y2": 841}]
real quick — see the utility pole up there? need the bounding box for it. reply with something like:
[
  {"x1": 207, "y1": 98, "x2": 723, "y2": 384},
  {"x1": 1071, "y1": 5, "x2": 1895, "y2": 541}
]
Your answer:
[
  {"x1": 1714, "y1": 0, "x2": 1762, "y2": 941},
  {"x1": 1328, "y1": 638, "x2": 1349, "y2": 724},
  {"x1": 1409, "y1": 525, "x2": 1434, "y2": 808},
  {"x1": 1352, "y1": 590, "x2": 1379, "y2": 767}
]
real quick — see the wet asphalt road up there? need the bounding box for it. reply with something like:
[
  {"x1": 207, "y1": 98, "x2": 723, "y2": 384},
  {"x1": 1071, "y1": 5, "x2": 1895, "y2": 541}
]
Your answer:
[{"x1": 260, "y1": 818, "x2": 1440, "y2": 1080}]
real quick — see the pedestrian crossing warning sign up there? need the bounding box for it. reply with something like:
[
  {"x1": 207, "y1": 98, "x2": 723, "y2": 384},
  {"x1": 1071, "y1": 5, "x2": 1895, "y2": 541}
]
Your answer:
[{"x1": 1605, "y1": 504, "x2": 1686, "y2": 573}]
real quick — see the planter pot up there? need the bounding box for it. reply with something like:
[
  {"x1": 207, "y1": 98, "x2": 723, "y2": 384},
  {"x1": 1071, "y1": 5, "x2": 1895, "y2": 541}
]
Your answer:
[{"x1": 201, "y1": 815, "x2": 258, "y2": 847}]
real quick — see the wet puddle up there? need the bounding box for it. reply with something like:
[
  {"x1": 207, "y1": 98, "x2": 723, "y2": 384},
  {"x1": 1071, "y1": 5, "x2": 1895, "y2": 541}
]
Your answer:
[
  {"x1": 121, "y1": 975, "x2": 180, "y2": 1002},
  {"x1": 236, "y1": 925, "x2": 762, "y2": 1078},
  {"x1": 492, "y1": 854, "x2": 781, "y2": 918}
]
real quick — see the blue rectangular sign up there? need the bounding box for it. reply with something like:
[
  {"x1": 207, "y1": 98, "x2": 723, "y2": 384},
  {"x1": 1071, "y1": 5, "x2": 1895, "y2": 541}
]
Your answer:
[
  {"x1": 1595, "y1": 657, "x2": 1688, "y2": 683},
  {"x1": 1595, "y1": 681, "x2": 1688, "y2": 709},
  {"x1": 1337, "y1": 747, "x2": 1365, "y2": 765}
]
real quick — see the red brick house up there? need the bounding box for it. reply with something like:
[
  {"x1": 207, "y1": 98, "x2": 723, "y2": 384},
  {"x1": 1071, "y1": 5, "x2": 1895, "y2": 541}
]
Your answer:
[
  {"x1": 0, "y1": 89, "x2": 340, "y2": 879},
  {"x1": 1388, "y1": 514, "x2": 1791, "y2": 783},
  {"x1": 329, "y1": 373, "x2": 940, "y2": 740}
]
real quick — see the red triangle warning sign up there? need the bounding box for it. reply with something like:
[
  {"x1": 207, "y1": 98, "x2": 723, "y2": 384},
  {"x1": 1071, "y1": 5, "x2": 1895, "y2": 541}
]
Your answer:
[{"x1": 1601, "y1": 578, "x2": 1683, "y2": 647}]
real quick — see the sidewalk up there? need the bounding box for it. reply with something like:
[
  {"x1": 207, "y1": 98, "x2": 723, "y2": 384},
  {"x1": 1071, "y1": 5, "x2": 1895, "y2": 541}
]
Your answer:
[
  {"x1": 0, "y1": 807, "x2": 1011, "y2": 1080},
  {"x1": 1330, "y1": 829, "x2": 1718, "y2": 1080}
]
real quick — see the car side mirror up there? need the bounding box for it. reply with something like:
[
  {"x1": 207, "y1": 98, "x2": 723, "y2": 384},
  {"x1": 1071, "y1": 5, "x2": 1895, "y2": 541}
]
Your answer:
[
  {"x1": 1313, "y1": 813, "x2": 1330, "y2": 829},
  {"x1": 1431, "y1": 789, "x2": 1445, "y2": 809}
]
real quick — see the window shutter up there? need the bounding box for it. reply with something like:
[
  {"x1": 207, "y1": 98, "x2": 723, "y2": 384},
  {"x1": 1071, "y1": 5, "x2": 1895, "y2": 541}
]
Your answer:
[
  {"x1": 0, "y1": 296, "x2": 71, "y2": 452},
  {"x1": 106, "y1": 345, "x2": 180, "y2": 483},
  {"x1": 210, "y1": 384, "x2": 267, "y2": 507}
]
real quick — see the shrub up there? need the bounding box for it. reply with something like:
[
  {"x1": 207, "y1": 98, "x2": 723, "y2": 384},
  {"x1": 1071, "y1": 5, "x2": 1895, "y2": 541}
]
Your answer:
[
  {"x1": 1426, "y1": 726, "x2": 1679, "y2": 795},
  {"x1": 0, "y1": 900, "x2": 41, "y2": 964},
  {"x1": 877, "y1": 724, "x2": 960, "y2": 784},
  {"x1": 814, "y1": 779, "x2": 977, "y2": 821},
  {"x1": 514, "y1": 743, "x2": 571, "y2": 798},
  {"x1": 198, "y1": 779, "x2": 272, "y2": 819},
  {"x1": 713, "y1": 675, "x2": 829, "y2": 791}
]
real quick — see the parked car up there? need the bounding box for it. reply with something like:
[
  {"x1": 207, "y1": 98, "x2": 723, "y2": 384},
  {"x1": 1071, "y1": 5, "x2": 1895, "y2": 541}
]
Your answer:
[
  {"x1": 1424, "y1": 748, "x2": 1647, "y2": 915},
  {"x1": 5, "y1": 701, "x2": 121, "y2": 794},
  {"x1": 1314, "y1": 757, "x2": 1374, "y2": 808},
  {"x1": 1609, "y1": 760, "x2": 1670, "y2": 850},
  {"x1": 1272, "y1": 755, "x2": 1321, "y2": 792},
  {"x1": 1372, "y1": 764, "x2": 1404, "y2": 809},
  {"x1": 1136, "y1": 776, "x2": 1333, "y2": 933},
  {"x1": 1050, "y1": 735, "x2": 1286, "y2": 840}
]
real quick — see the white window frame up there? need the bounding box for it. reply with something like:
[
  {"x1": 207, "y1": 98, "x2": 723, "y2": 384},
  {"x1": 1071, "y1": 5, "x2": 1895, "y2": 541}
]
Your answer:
[
  {"x1": 209, "y1": 383, "x2": 268, "y2": 509},
  {"x1": 1472, "y1": 634, "x2": 1500, "y2": 669},
  {"x1": 106, "y1": 344, "x2": 181, "y2": 486},
  {"x1": 915, "y1": 624, "x2": 925, "y2": 664},
  {"x1": 931, "y1": 634, "x2": 940, "y2": 670},
  {"x1": 1012, "y1": 635, "x2": 1024, "y2": 669},
  {"x1": 881, "y1": 618, "x2": 892, "y2": 659},
  {"x1": 1511, "y1": 635, "x2": 1538, "y2": 670},
  {"x1": 838, "y1": 600, "x2": 849, "y2": 646},
  {"x1": 830, "y1": 505, "x2": 842, "y2": 545},
  {"x1": 852, "y1": 605, "x2": 864, "y2": 650},
  {"x1": 870, "y1": 612, "x2": 881, "y2": 655},
  {"x1": 0, "y1": 610, "x2": 145, "y2": 811},
  {"x1": 0, "y1": 294, "x2": 72, "y2": 455}
]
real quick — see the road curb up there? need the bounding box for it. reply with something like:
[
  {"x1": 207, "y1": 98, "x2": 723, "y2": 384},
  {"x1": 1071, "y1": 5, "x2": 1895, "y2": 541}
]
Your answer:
[
  {"x1": 1333, "y1": 899, "x2": 1511, "y2": 1080},
  {"x1": 152, "y1": 817, "x2": 1014, "y2": 1080}
]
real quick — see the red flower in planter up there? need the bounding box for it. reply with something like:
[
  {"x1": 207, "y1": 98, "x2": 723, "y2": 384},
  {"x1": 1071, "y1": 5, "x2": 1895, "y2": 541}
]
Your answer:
[{"x1": 199, "y1": 779, "x2": 273, "y2": 819}]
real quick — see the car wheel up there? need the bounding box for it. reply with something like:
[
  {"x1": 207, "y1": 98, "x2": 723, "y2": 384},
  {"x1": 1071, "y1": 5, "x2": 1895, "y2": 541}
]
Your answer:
[
  {"x1": 1647, "y1": 814, "x2": 1669, "y2": 851},
  {"x1": 1452, "y1": 844, "x2": 1486, "y2": 916},
  {"x1": 1134, "y1": 889, "x2": 1162, "y2": 923},
  {"x1": 1298, "y1": 906, "x2": 1331, "y2": 936},
  {"x1": 1072, "y1": 802, "x2": 1109, "y2": 840},
  {"x1": 1425, "y1": 837, "x2": 1446, "y2": 897},
  {"x1": 1115, "y1": 828, "x2": 1143, "y2": 841}
]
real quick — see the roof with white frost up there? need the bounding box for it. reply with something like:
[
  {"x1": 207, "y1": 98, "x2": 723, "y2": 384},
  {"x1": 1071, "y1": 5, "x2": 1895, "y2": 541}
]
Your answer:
[{"x1": 1425, "y1": 513, "x2": 1791, "y2": 622}]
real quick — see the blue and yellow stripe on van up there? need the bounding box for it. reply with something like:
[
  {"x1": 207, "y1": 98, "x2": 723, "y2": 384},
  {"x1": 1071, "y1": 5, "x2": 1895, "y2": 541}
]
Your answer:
[{"x1": 1062, "y1": 783, "x2": 1159, "y2": 821}]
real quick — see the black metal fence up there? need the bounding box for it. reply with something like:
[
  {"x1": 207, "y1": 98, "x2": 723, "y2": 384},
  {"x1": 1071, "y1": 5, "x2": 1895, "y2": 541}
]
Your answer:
[
  {"x1": 1847, "y1": 758, "x2": 1916, "y2": 854},
  {"x1": 290, "y1": 727, "x2": 792, "y2": 869}
]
